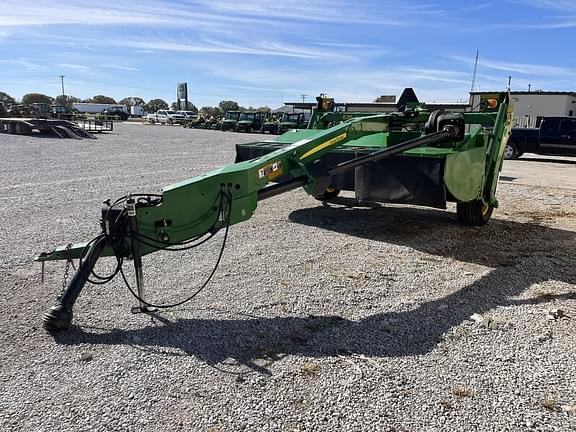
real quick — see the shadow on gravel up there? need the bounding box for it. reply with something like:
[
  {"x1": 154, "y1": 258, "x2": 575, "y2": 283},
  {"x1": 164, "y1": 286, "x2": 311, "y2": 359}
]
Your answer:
[
  {"x1": 517, "y1": 157, "x2": 576, "y2": 165},
  {"x1": 53, "y1": 200, "x2": 576, "y2": 374}
]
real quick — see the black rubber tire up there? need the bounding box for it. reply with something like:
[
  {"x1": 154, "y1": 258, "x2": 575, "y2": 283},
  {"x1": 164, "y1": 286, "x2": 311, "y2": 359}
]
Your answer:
[
  {"x1": 503, "y1": 142, "x2": 518, "y2": 160},
  {"x1": 456, "y1": 200, "x2": 493, "y2": 226},
  {"x1": 314, "y1": 187, "x2": 341, "y2": 201}
]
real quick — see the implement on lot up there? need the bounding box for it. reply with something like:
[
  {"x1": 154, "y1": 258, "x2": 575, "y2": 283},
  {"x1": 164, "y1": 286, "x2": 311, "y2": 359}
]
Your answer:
[
  {"x1": 0, "y1": 118, "x2": 97, "y2": 139},
  {"x1": 37, "y1": 90, "x2": 512, "y2": 330}
]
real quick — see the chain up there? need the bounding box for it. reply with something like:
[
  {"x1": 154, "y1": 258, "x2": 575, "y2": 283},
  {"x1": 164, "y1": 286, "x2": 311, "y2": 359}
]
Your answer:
[{"x1": 58, "y1": 244, "x2": 76, "y2": 300}]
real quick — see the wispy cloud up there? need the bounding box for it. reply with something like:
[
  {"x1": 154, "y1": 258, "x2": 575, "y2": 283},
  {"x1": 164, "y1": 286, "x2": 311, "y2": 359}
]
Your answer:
[
  {"x1": 499, "y1": 0, "x2": 576, "y2": 29},
  {"x1": 509, "y1": 0, "x2": 576, "y2": 12},
  {"x1": 193, "y1": 0, "x2": 411, "y2": 25},
  {"x1": 113, "y1": 38, "x2": 352, "y2": 60},
  {"x1": 1, "y1": 0, "x2": 573, "y2": 107},
  {"x1": 456, "y1": 2, "x2": 494, "y2": 13},
  {"x1": 0, "y1": 58, "x2": 48, "y2": 71},
  {"x1": 102, "y1": 65, "x2": 140, "y2": 72},
  {"x1": 58, "y1": 63, "x2": 89, "y2": 70},
  {"x1": 0, "y1": 0, "x2": 416, "y2": 29},
  {"x1": 450, "y1": 55, "x2": 576, "y2": 78}
]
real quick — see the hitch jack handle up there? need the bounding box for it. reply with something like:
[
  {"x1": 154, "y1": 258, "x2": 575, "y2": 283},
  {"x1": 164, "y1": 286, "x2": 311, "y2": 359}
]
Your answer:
[{"x1": 43, "y1": 235, "x2": 107, "y2": 331}]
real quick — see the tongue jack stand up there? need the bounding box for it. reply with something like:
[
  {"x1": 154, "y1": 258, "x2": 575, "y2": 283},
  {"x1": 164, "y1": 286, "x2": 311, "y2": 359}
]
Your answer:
[
  {"x1": 43, "y1": 236, "x2": 107, "y2": 331},
  {"x1": 126, "y1": 197, "x2": 157, "y2": 315}
]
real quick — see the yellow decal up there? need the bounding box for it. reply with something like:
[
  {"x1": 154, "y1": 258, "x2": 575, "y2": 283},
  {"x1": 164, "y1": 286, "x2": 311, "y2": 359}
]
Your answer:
[
  {"x1": 258, "y1": 161, "x2": 283, "y2": 180},
  {"x1": 299, "y1": 132, "x2": 347, "y2": 160}
]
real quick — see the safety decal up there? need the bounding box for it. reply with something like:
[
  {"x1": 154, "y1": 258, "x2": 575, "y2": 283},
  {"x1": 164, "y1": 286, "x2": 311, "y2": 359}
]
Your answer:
[{"x1": 258, "y1": 160, "x2": 283, "y2": 180}]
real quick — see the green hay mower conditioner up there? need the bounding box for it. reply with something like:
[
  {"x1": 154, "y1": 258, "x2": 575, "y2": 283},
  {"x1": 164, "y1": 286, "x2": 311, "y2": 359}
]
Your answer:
[{"x1": 37, "y1": 89, "x2": 512, "y2": 331}]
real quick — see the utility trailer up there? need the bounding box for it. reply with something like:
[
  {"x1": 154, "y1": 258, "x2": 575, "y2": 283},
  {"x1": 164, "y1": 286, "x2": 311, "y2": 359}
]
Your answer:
[
  {"x1": 0, "y1": 118, "x2": 96, "y2": 139},
  {"x1": 76, "y1": 119, "x2": 114, "y2": 133},
  {"x1": 37, "y1": 90, "x2": 512, "y2": 331}
]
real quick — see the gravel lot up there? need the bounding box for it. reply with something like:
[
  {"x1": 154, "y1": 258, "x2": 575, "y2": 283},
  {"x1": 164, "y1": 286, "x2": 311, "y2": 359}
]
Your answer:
[{"x1": 1, "y1": 123, "x2": 575, "y2": 432}]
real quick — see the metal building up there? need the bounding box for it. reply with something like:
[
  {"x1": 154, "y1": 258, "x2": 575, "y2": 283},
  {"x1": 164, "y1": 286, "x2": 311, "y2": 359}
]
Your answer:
[{"x1": 470, "y1": 91, "x2": 576, "y2": 128}]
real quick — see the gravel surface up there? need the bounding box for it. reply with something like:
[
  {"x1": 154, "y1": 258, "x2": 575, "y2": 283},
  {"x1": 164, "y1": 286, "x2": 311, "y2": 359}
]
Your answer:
[{"x1": 1, "y1": 123, "x2": 575, "y2": 432}]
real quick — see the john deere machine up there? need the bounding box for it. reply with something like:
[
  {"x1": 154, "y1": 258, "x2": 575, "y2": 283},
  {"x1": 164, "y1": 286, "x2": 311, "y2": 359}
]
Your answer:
[
  {"x1": 37, "y1": 89, "x2": 512, "y2": 331},
  {"x1": 219, "y1": 110, "x2": 241, "y2": 131},
  {"x1": 277, "y1": 112, "x2": 308, "y2": 134}
]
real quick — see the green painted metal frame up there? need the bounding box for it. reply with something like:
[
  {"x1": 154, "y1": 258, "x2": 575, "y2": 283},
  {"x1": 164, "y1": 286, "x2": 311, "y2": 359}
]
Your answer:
[{"x1": 37, "y1": 94, "x2": 511, "y2": 263}]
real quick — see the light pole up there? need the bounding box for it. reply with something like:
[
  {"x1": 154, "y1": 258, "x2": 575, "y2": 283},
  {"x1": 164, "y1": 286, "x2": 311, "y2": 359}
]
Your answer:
[{"x1": 59, "y1": 75, "x2": 65, "y2": 97}]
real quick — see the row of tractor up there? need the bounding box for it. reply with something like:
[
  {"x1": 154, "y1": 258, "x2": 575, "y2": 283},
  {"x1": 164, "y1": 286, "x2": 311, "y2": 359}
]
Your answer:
[{"x1": 182, "y1": 110, "x2": 309, "y2": 134}]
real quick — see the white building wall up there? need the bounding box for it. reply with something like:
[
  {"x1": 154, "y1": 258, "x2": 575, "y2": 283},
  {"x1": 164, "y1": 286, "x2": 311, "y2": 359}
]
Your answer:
[{"x1": 470, "y1": 92, "x2": 576, "y2": 128}]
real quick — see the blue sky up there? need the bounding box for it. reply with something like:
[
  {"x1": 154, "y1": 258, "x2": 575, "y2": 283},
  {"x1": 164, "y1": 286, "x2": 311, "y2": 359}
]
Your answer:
[{"x1": 0, "y1": 0, "x2": 575, "y2": 108}]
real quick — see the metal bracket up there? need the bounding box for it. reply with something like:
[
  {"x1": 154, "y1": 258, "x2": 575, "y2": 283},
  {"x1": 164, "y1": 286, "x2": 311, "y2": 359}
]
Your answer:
[{"x1": 126, "y1": 197, "x2": 157, "y2": 315}]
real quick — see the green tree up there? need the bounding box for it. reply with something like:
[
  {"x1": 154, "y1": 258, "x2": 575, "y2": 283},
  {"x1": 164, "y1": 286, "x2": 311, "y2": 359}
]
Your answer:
[
  {"x1": 54, "y1": 95, "x2": 80, "y2": 108},
  {"x1": 218, "y1": 100, "x2": 240, "y2": 112},
  {"x1": 21, "y1": 93, "x2": 54, "y2": 105},
  {"x1": 144, "y1": 99, "x2": 169, "y2": 113},
  {"x1": 171, "y1": 101, "x2": 198, "y2": 111},
  {"x1": 0, "y1": 91, "x2": 17, "y2": 107},
  {"x1": 199, "y1": 106, "x2": 221, "y2": 117},
  {"x1": 89, "y1": 95, "x2": 117, "y2": 104},
  {"x1": 119, "y1": 97, "x2": 145, "y2": 108}
]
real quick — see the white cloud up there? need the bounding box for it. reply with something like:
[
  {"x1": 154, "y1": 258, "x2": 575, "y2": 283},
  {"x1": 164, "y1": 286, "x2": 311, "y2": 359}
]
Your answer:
[
  {"x1": 510, "y1": 0, "x2": 576, "y2": 12},
  {"x1": 450, "y1": 55, "x2": 575, "y2": 78},
  {"x1": 114, "y1": 38, "x2": 351, "y2": 60},
  {"x1": 193, "y1": 0, "x2": 410, "y2": 25},
  {"x1": 58, "y1": 63, "x2": 89, "y2": 70},
  {"x1": 0, "y1": 0, "x2": 411, "y2": 29},
  {"x1": 0, "y1": 58, "x2": 48, "y2": 71},
  {"x1": 102, "y1": 65, "x2": 140, "y2": 72}
]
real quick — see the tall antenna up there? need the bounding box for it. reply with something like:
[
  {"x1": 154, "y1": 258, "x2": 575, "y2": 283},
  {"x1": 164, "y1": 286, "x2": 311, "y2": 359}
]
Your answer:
[{"x1": 470, "y1": 49, "x2": 479, "y2": 93}]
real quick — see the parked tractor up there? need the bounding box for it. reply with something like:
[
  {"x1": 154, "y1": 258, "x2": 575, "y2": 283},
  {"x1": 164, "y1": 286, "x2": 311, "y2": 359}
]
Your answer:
[
  {"x1": 219, "y1": 111, "x2": 241, "y2": 131},
  {"x1": 277, "y1": 112, "x2": 309, "y2": 134},
  {"x1": 234, "y1": 111, "x2": 267, "y2": 132}
]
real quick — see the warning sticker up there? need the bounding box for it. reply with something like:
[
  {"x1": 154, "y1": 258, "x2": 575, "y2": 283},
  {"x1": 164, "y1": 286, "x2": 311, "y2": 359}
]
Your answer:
[{"x1": 258, "y1": 160, "x2": 283, "y2": 180}]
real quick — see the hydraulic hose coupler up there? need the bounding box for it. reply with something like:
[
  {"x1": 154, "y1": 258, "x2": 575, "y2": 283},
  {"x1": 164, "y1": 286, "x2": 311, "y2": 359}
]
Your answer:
[
  {"x1": 126, "y1": 197, "x2": 141, "y2": 243},
  {"x1": 126, "y1": 197, "x2": 137, "y2": 218}
]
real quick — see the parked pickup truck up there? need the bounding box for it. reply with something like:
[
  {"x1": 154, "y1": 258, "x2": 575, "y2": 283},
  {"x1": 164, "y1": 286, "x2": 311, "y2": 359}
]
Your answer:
[
  {"x1": 506, "y1": 116, "x2": 576, "y2": 159},
  {"x1": 146, "y1": 110, "x2": 186, "y2": 125}
]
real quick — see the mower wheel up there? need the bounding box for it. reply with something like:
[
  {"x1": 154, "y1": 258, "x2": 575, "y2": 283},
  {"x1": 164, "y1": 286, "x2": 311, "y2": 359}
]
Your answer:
[
  {"x1": 456, "y1": 200, "x2": 493, "y2": 226},
  {"x1": 314, "y1": 187, "x2": 340, "y2": 201}
]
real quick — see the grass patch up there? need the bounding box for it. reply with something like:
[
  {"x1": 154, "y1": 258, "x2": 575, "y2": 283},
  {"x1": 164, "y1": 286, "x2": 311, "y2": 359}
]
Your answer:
[
  {"x1": 301, "y1": 362, "x2": 321, "y2": 376},
  {"x1": 541, "y1": 396, "x2": 559, "y2": 412},
  {"x1": 452, "y1": 386, "x2": 473, "y2": 398}
]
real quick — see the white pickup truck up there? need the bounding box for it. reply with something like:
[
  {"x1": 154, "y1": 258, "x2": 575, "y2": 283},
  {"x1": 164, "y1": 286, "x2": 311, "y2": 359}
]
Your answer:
[{"x1": 146, "y1": 110, "x2": 186, "y2": 125}]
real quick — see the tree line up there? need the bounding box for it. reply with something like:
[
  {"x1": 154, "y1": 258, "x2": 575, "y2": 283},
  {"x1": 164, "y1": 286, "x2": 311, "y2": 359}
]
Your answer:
[{"x1": 1, "y1": 91, "x2": 270, "y2": 115}]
